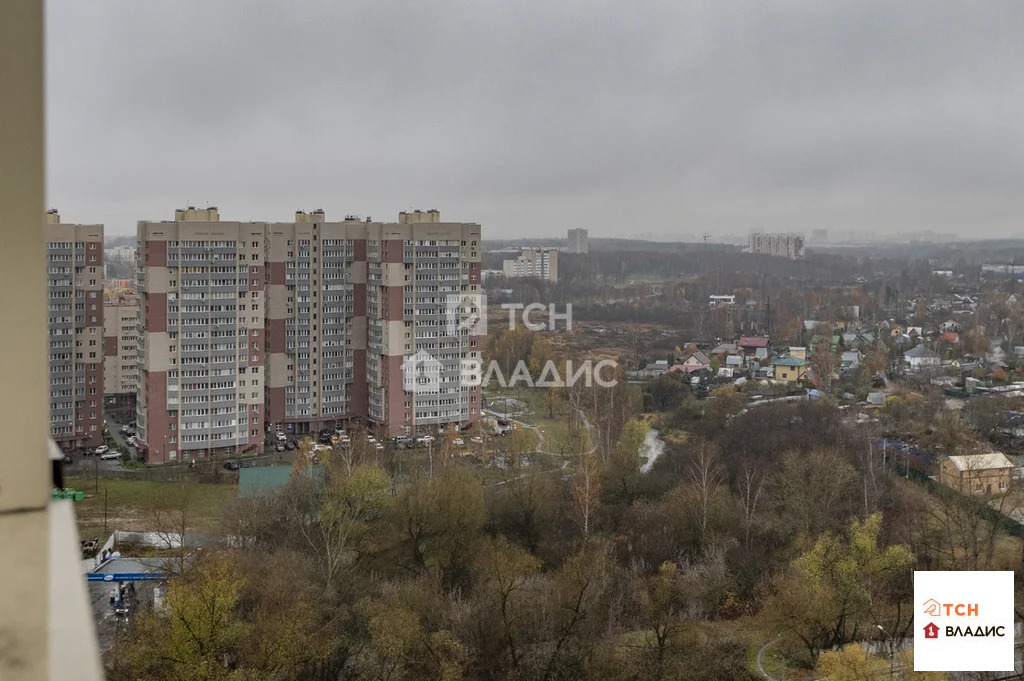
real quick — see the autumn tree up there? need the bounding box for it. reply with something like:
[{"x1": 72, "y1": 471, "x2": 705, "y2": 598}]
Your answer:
[
  {"x1": 768, "y1": 514, "x2": 914, "y2": 664},
  {"x1": 283, "y1": 463, "x2": 391, "y2": 595},
  {"x1": 392, "y1": 466, "x2": 485, "y2": 579}
]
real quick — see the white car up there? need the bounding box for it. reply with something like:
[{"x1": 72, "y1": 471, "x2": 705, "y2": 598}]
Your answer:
[
  {"x1": 373, "y1": 442, "x2": 385, "y2": 450},
  {"x1": 127, "y1": 436, "x2": 139, "y2": 447},
  {"x1": 93, "y1": 445, "x2": 109, "y2": 455},
  {"x1": 470, "y1": 436, "x2": 483, "y2": 444},
  {"x1": 99, "y1": 450, "x2": 121, "y2": 461},
  {"x1": 452, "y1": 437, "x2": 464, "y2": 446}
]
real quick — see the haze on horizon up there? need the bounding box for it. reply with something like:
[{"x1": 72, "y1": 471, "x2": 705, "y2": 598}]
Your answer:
[{"x1": 46, "y1": 0, "x2": 1024, "y2": 239}]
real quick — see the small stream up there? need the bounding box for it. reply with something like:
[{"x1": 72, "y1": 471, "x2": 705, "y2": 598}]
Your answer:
[{"x1": 639, "y1": 428, "x2": 665, "y2": 474}]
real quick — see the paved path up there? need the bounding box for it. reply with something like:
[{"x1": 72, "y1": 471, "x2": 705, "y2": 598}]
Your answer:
[{"x1": 756, "y1": 637, "x2": 780, "y2": 681}]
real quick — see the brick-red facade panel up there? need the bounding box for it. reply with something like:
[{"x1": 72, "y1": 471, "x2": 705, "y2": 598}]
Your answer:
[
  {"x1": 266, "y1": 319, "x2": 286, "y2": 353},
  {"x1": 267, "y1": 262, "x2": 286, "y2": 286},
  {"x1": 144, "y1": 293, "x2": 168, "y2": 333},
  {"x1": 145, "y1": 240, "x2": 167, "y2": 267}
]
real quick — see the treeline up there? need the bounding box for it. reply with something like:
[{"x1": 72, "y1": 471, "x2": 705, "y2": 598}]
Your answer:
[{"x1": 105, "y1": 382, "x2": 1018, "y2": 680}]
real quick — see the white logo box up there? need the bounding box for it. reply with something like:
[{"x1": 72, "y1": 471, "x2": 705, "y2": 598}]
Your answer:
[{"x1": 914, "y1": 570, "x2": 1014, "y2": 672}]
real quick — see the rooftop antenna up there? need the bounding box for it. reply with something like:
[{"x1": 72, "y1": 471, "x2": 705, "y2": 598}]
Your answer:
[{"x1": 703, "y1": 232, "x2": 711, "y2": 245}]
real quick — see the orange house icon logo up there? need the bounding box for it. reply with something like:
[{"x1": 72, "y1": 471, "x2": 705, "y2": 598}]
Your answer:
[
  {"x1": 924, "y1": 622, "x2": 940, "y2": 639},
  {"x1": 923, "y1": 598, "x2": 942, "y2": 616}
]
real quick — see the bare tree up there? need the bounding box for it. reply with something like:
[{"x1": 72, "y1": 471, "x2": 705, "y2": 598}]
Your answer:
[
  {"x1": 688, "y1": 445, "x2": 723, "y2": 547},
  {"x1": 572, "y1": 453, "x2": 602, "y2": 539}
]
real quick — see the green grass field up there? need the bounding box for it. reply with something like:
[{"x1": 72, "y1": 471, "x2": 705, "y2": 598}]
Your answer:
[{"x1": 65, "y1": 477, "x2": 237, "y2": 541}]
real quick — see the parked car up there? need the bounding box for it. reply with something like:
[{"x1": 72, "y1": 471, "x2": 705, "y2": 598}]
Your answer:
[
  {"x1": 62, "y1": 454, "x2": 73, "y2": 464},
  {"x1": 99, "y1": 450, "x2": 121, "y2": 460},
  {"x1": 452, "y1": 437, "x2": 464, "y2": 446},
  {"x1": 223, "y1": 460, "x2": 240, "y2": 471},
  {"x1": 374, "y1": 442, "x2": 385, "y2": 451},
  {"x1": 127, "y1": 436, "x2": 139, "y2": 448},
  {"x1": 275, "y1": 431, "x2": 287, "y2": 442},
  {"x1": 285, "y1": 440, "x2": 297, "y2": 451},
  {"x1": 93, "y1": 445, "x2": 109, "y2": 455},
  {"x1": 415, "y1": 435, "x2": 435, "y2": 446},
  {"x1": 470, "y1": 436, "x2": 483, "y2": 444},
  {"x1": 275, "y1": 442, "x2": 286, "y2": 452}
]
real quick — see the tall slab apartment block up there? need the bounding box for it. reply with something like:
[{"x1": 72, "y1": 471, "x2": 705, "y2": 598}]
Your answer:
[
  {"x1": 365, "y1": 210, "x2": 483, "y2": 437},
  {"x1": 136, "y1": 207, "x2": 266, "y2": 463},
  {"x1": 264, "y1": 210, "x2": 368, "y2": 434},
  {"x1": 44, "y1": 209, "x2": 104, "y2": 449}
]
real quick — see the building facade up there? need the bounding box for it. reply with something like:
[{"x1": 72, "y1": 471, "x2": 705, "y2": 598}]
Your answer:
[
  {"x1": 264, "y1": 210, "x2": 368, "y2": 435},
  {"x1": 136, "y1": 207, "x2": 267, "y2": 464},
  {"x1": 366, "y1": 211, "x2": 483, "y2": 436},
  {"x1": 102, "y1": 291, "x2": 139, "y2": 415},
  {"x1": 748, "y1": 232, "x2": 805, "y2": 259},
  {"x1": 567, "y1": 228, "x2": 589, "y2": 254},
  {"x1": 44, "y1": 210, "x2": 104, "y2": 450},
  {"x1": 940, "y1": 453, "x2": 1013, "y2": 496},
  {"x1": 502, "y1": 248, "x2": 559, "y2": 282},
  {"x1": 136, "y1": 207, "x2": 483, "y2": 461}
]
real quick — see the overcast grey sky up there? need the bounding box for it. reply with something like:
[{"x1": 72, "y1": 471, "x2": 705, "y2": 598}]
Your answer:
[{"x1": 47, "y1": 0, "x2": 1024, "y2": 239}]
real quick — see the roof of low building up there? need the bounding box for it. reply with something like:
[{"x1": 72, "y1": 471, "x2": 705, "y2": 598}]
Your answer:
[
  {"x1": 772, "y1": 355, "x2": 807, "y2": 367},
  {"x1": 946, "y1": 452, "x2": 1013, "y2": 471},
  {"x1": 738, "y1": 336, "x2": 770, "y2": 347},
  {"x1": 904, "y1": 344, "x2": 940, "y2": 358}
]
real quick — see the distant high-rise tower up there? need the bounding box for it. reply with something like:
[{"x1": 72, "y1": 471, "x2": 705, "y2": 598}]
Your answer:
[
  {"x1": 567, "y1": 228, "x2": 589, "y2": 254},
  {"x1": 748, "y1": 232, "x2": 804, "y2": 259},
  {"x1": 44, "y1": 210, "x2": 105, "y2": 450}
]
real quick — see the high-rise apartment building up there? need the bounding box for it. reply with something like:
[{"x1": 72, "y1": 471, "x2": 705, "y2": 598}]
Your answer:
[
  {"x1": 44, "y1": 210, "x2": 104, "y2": 450},
  {"x1": 567, "y1": 228, "x2": 589, "y2": 254},
  {"x1": 264, "y1": 210, "x2": 368, "y2": 434},
  {"x1": 748, "y1": 232, "x2": 805, "y2": 259},
  {"x1": 103, "y1": 291, "x2": 139, "y2": 414},
  {"x1": 502, "y1": 248, "x2": 559, "y2": 282},
  {"x1": 136, "y1": 207, "x2": 266, "y2": 464},
  {"x1": 135, "y1": 207, "x2": 482, "y2": 461},
  {"x1": 365, "y1": 210, "x2": 483, "y2": 436}
]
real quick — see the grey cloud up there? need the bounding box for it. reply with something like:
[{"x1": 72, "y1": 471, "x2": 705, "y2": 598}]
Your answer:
[{"x1": 46, "y1": 0, "x2": 1024, "y2": 239}]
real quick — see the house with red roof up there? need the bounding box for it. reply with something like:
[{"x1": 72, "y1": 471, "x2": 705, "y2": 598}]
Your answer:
[{"x1": 737, "y1": 336, "x2": 771, "y2": 360}]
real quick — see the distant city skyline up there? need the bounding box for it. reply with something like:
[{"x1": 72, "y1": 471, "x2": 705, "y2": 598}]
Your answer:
[{"x1": 47, "y1": 0, "x2": 1024, "y2": 238}]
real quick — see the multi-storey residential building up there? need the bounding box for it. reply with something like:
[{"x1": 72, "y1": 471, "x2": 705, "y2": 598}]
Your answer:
[
  {"x1": 567, "y1": 228, "x2": 589, "y2": 254},
  {"x1": 502, "y1": 247, "x2": 559, "y2": 282},
  {"x1": 366, "y1": 210, "x2": 482, "y2": 436},
  {"x1": 44, "y1": 209, "x2": 104, "y2": 450},
  {"x1": 136, "y1": 207, "x2": 266, "y2": 464},
  {"x1": 264, "y1": 210, "x2": 368, "y2": 434},
  {"x1": 748, "y1": 232, "x2": 805, "y2": 259},
  {"x1": 103, "y1": 291, "x2": 139, "y2": 416},
  {"x1": 135, "y1": 207, "x2": 482, "y2": 461}
]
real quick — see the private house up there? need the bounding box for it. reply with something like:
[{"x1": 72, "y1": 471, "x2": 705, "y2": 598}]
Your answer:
[
  {"x1": 940, "y1": 453, "x2": 1013, "y2": 496},
  {"x1": 938, "y1": 331, "x2": 960, "y2": 345},
  {"x1": 840, "y1": 351, "x2": 861, "y2": 371},
  {"x1": 738, "y1": 336, "x2": 771, "y2": 360},
  {"x1": 771, "y1": 355, "x2": 807, "y2": 383},
  {"x1": 939, "y1": 320, "x2": 960, "y2": 333},
  {"x1": 789, "y1": 346, "x2": 808, "y2": 360},
  {"x1": 710, "y1": 343, "x2": 739, "y2": 361},
  {"x1": 673, "y1": 352, "x2": 710, "y2": 374},
  {"x1": 903, "y1": 344, "x2": 941, "y2": 372}
]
